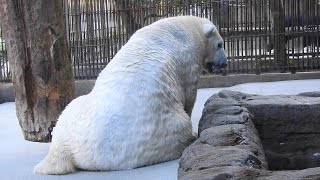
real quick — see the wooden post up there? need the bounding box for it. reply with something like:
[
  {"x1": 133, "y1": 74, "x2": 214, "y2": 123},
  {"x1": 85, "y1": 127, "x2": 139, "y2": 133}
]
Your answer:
[
  {"x1": 270, "y1": 0, "x2": 287, "y2": 72},
  {"x1": 0, "y1": 0, "x2": 75, "y2": 142}
]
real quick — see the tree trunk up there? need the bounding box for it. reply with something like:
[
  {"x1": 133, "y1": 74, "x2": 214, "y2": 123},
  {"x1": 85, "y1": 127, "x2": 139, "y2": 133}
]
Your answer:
[{"x1": 0, "y1": 0, "x2": 75, "y2": 142}]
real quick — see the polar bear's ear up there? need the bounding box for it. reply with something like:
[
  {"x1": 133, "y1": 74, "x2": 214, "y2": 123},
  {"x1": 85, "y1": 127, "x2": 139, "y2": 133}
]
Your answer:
[{"x1": 203, "y1": 24, "x2": 217, "y2": 37}]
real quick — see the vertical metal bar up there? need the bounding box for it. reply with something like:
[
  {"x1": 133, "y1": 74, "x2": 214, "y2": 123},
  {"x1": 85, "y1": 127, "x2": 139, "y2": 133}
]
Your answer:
[
  {"x1": 310, "y1": 0, "x2": 314, "y2": 70},
  {"x1": 244, "y1": 2, "x2": 252, "y2": 73},
  {"x1": 91, "y1": 0, "x2": 96, "y2": 78},
  {"x1": 70, "y1": 0, "x2": 74, "y2": 79},
  {"x1": 100, "y1": 0, "x2": 106, "y2": 67},
  {"x1": 270, "y1": 0, "x2": 287, "y2": 72},
  {"x1": 307, "y1": 0, "x2": 312, "y2": 71},
  {"x1": 236, "y1": 0, "x2": 240, "y2": 73},
  {"x1": 317, "y1": 0, "x2": 320, "y2": 70},
  {"x1": 97, "y1": 0, "x2": 102, "y2": 76},
  {"x1": 105, "y1": 0, "x2": 111, "y2": 63},
  {"x1": 68, "y1": 0, "x2": 73, "y2": 78},
  {"x1": 93, "y1": 0, "x2": 97, "y2": 77},
  {"x1": 76, "y1": 0, "x2": 84, "y2": 79},
  {"x1": 289, "y1": 0, "x2": 295, "y2": 73},
  {"x1": 251, "y1": 0, "x2": 256, "y2": 74},
  {"x1": 258, "y1": 0, "x2": 263, "y2": 73},
  {"x1": 251, "y1": 0, "x2": 255, "y2": 74},
  {"x1": 81, "y1": 0, "x2": 86, "y2": 79},
  {"x1": 110, "y1": 0, "x2": 115, "y2": 59},
  {"x1": 125, "y1": 0, "x2": 129, "y2": 45},
  {"x1": 241, "y1": 0, "x2": 244, "y2": 73},
  {"x1": 306, "y1": 0, "x2": 310, "y2": 71},
  {"x1": 84, "y1": 0, "x2": 89, "y2": 79},
  {"x1": 240, "y1": 0, "x2": 243, "y2": 73},
  {"x1": 69, "y1": 0, "x2": 76, "y2": 79},
  {"x1": 0, "y1": 27, "x2": 4, "y2": 81},
  {"x1": 89, "y1": 0, "x2": 94, "y2": 78},
  {"x1": 298, "y1": 0, "x2": 304, "y2": 71},
  {"x1": 228, "y1": 1, "x2": 235, "y2": 73},
  {"x1": 265, "y1": 0, "x2": 270, "y2": 72},
  {"x1": 255, "y1": 0, "x2": 261, "y2": 74},
  {"x1": 167, "y1": 0, "x2": 170, "y2": 18},
  {"x1": 115, "y1": 2, "x2": 122, "y2": 57},
  {"x1": 96, "y1": 0, "x2": 101, "y2": 76},
  {"x1": 267, "y1": 0, "x2": 273, "y2": 72},
  {"x1": 85, "y1": 0, "x2": 90, "y2": 79},
  {"x1": 78, "y1": 0, "x2": 83, "y2": 79}
]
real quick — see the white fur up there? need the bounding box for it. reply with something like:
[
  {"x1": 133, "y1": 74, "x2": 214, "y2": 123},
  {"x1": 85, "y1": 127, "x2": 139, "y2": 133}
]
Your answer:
[
  {"x1": 203, "y1": 24, "x2": 217, "y2": 37},
  {"x1": 34, "y1": 16, "x2": 225, "y2": 175}
]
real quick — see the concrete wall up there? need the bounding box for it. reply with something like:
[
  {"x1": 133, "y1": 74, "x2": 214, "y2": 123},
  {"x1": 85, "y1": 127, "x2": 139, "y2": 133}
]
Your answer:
[
  {"x1": 1, "y1": 71, "x2": 320, "y2": 103},
  {"x1": 0, "y1": 83, "x2": 14, "y2": 103},
  {"x1": 198, "y1": 72, "x2": 320, "y2": 88}
]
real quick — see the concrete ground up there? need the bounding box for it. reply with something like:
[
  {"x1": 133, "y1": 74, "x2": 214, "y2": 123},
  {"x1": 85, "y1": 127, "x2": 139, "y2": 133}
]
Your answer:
[{"x1": 0, "y1": 79, "x2": 319, "y2": 180}]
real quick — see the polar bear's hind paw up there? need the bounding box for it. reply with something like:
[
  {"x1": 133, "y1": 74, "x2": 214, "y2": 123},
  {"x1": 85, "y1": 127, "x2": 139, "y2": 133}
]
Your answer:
[{"x1": 33, "y1": 155, "x2": 76, "y2": 175}]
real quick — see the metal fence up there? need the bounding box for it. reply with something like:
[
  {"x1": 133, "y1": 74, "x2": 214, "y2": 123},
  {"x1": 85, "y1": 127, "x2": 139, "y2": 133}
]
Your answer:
[
  {"x1": 0, "y1": 28, "x2": 9, "y2": 82},
  {"x1": 1, "y1": 0, "x2": 320, "y2": 82}
]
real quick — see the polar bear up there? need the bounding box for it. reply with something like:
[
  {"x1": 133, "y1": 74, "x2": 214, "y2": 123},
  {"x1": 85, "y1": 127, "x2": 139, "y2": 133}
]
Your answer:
[{"x1": 34, "y1": 16, "x2": 227, "y2": 175}]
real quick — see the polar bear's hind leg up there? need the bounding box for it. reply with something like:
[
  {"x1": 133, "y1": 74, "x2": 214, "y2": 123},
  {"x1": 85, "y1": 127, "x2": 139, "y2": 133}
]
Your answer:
[{"x1": 33, "y1": 142, "x2": 76, "y2": 175}]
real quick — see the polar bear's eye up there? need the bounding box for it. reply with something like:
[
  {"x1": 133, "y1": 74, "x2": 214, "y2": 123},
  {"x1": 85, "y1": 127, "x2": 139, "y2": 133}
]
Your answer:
[{"x1": 217, "y1": 43, "x2": 223, "y2": 49}]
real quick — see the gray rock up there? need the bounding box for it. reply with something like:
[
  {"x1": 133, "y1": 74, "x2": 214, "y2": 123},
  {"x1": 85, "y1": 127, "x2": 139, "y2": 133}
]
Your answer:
[
  {"x1": 239, "y1": 92, "x2": 320, "y2": 171},
  {"x1": 179, "y1": 166, "x2": 320, "y2": 180},
  {"x1": 178, "y1": 90, "x2": 320, "y2": 180},
  {"x1": 198, "y1": 112, "x2": 251, "y2": 133},
  {"x1": 217, "y1": 90, "x2": 249, "y2": 100},
  {"x1": 179, "y1": 145, "x2": 264, "y2": 173},
  {"x1": 212, "y1": 106, "x2": 250, "y2": 115},
  {"x1": 198, "y1": 124, "x2": 261, "y2": 152},
  {"x1": 199, "y1": 125, "x2": 247, "y2": 147},
  {"x1": 199, "y1": 106, "x2": 252, "y2": 133},
  {"x1": 297, "y1": 91, "x2": 320, "y2": 97},
  {"x1": 203, "y1": 94, "x2": 241, "y2": 113},
  {"x1": 179, "y1": 166, "x2": 263, "y2": 180},
  {"x1": 258, "y1": 167, "x2": 320, "y2": 180}
]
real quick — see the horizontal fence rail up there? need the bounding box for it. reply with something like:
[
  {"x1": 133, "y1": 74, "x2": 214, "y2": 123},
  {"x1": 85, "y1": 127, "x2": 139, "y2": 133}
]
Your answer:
[{"x1": 0, "y1": 0, "x2": 320, "y2": 82}]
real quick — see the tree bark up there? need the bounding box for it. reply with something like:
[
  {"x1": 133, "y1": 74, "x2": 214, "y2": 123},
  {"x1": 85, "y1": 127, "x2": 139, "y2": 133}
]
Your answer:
[{"x1": 0, "y1": 0, "x2": 75, "y2": 142}]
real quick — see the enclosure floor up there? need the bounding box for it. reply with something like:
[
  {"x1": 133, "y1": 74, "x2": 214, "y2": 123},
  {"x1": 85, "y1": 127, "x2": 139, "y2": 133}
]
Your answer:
[{"x1": 0, "y1": 79, "x2": 320, "y2": 180}]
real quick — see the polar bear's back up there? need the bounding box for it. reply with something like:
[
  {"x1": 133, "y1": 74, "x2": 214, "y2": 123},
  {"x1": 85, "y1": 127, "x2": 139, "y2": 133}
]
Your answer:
[{"x1": 94, "y1": 16, "x2": 210, "y2": 94}]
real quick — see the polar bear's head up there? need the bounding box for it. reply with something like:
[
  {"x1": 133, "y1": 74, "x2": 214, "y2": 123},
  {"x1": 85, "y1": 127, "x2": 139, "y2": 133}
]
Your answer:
[{"x1": 202, "y1": 24, "x2": 227, "y2": 73}]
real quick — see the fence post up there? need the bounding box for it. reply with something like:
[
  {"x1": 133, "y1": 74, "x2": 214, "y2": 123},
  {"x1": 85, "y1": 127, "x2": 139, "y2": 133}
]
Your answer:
[{"x1": 270, "y1": 0, "x2": 287, "y2": 72}]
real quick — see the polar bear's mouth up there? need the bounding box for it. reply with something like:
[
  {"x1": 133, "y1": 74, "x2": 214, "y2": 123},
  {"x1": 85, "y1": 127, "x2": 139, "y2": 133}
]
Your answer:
[
  {"x1": 214, "y1": 62, "x2": 227, "y2": 69},
  {"x1": 203, "y1": 62, "x2": 227, "y2": 74}
]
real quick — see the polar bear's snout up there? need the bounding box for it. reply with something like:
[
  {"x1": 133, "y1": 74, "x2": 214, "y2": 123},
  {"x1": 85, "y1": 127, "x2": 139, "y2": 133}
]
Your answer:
[
  {"x1": 207, "y1": 48, "x2": 228, "y2": 73},
  {"x1": 213, "y1": 48, "x2": 228, "y2": 70}
]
